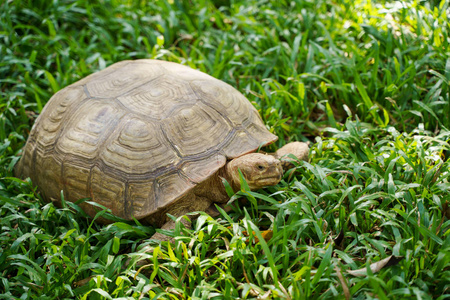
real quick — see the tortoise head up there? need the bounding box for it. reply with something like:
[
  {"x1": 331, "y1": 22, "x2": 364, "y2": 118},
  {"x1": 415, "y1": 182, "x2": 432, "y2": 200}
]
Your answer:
[{"x1": 226, "y1": 153, "x2": 283, "y2": 191}]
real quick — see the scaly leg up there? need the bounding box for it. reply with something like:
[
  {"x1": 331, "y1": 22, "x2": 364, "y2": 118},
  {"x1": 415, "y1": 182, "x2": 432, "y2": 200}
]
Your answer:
[{"x1": 274, "y1": 141, "x2": 309, "y2": 171}]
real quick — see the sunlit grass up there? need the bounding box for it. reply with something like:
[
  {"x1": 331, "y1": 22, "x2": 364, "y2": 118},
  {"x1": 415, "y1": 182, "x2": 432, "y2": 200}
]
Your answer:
[{"x1": 1, "y1": 0, "x2": 450, "y2": 299}]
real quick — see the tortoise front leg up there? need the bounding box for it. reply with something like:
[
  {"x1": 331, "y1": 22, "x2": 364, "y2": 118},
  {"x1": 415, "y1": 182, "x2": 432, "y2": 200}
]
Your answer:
[
  {"x1": 149, "y1": 193, "x2": 212, "y2": 242},
  {"x1": 273, "y1": 142, "x2": 309, "y2": 171}
]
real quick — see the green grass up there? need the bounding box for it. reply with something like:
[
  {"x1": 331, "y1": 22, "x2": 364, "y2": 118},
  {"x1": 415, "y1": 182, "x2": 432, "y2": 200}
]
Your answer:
[{"x1": 1, "y1": 0, "x2": 450, "y2": 299}]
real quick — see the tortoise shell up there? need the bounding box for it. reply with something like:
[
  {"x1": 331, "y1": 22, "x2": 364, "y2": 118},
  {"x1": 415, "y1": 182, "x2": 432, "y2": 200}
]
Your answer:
[{"x1": 16, "y1": 59, "x2": 277, "y2": 220}]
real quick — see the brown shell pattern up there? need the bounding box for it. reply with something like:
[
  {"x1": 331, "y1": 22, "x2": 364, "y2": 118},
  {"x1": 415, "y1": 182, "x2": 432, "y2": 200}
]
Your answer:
[{"x1": 16, "y1": 59, "x2": 277, "y2": 220}]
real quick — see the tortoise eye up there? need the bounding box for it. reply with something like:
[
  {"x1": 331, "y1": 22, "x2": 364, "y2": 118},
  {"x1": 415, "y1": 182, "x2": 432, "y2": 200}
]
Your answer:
[{"x1": 257, "y1": 165, "x2": 265, "y2": 170}]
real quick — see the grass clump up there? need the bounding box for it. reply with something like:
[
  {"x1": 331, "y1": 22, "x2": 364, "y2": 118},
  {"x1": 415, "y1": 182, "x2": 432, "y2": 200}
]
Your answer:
[{"x1": 1, "y1": 0, "x2": 450, "y2": 299}]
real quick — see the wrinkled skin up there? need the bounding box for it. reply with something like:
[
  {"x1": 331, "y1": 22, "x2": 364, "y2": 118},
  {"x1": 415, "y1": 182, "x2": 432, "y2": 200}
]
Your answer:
[{"x1": 150, "y1": 141, "x2": 309, "y2": 241}]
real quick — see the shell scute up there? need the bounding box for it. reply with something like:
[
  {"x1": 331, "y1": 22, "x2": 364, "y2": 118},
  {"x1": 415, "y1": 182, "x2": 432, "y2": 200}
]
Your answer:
[
  {"x1": 101, "y1": 118, "x2": 180, "y2": 174},
  {"x1": 117, "y1": 74, "x2": 197, "y2": 120},
  {"x1": 36, "y1": 154, "x2": 64, "y2": 201},
  {"x1": 57, "y1": 100, "x2": 125, "y2": 159},
  {"x1": 34, "y1": 86, "x2": 86, "y2": 148},
  {"x1": 161, "y1": 102, "x2": 232, "y2": 157},
  {"x1": 89, "y1": 166, "x2": 126, "y2": 217},
  {"x1": 83, "y1": 61, "x2": 164, "y2": 98},
  {"x1": 126, "y1": 180, "x2": 156, "y2": 219},
  {"x1": 191, "y1": 80, "x2": 255, "y2": 127},
  {"x1": 181, "y1": 153, "x2": 227, "y2": 184},
  {"x1": 155, "y1": 171, "x2": 196, "y2": 209},
  {"x1": 63, "y1": 161, "x2": 90, "y2": 201}
]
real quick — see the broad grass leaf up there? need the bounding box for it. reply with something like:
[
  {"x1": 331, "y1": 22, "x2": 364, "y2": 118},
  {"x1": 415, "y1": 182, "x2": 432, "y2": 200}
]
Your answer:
[
  {"x1": 44, "y1": 71, "x2": 60, "y2": 93},
  {"x1": 347, "y1": 256, "x2": 402, "y2": 277},
  {"x1": 10, "y1": 232, "x2": 34, "y2": 251},
  {"x1": 413, "y1": 100, "x2": 443, "y2": 127},
  {"x1": 112, "y1": 236, "x2": 120, "y2": 254},
  {"x1": 9, "y1": 254, "x2": 47, "y2": 283},
  {"x1": 311, "y1": 243, "x2": 333, "y2": 286},
  {"x1": 244, "y1": 211, "x2": 279, "y2": 285},
  {"x1": 86, "y1": 288, "x2": 113, "y2": 300}
]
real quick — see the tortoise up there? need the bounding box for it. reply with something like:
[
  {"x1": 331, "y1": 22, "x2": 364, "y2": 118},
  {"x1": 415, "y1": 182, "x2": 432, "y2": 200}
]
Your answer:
[{"x1": 15, "y1": 59, "x2": 309, "y2": 240}]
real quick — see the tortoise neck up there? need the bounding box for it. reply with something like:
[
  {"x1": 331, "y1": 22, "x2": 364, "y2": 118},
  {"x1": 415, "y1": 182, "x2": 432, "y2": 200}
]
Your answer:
[
  {"x1": 191, "y1": 168, "x2": 230, "y2": 204},
  {"x1": 220, "y1": 160, "x2": 241, "y2": 192}
]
